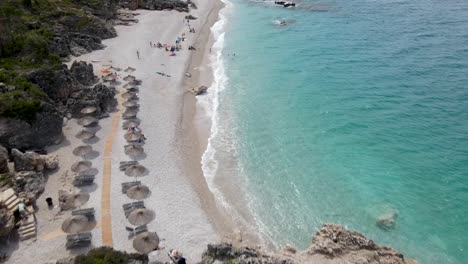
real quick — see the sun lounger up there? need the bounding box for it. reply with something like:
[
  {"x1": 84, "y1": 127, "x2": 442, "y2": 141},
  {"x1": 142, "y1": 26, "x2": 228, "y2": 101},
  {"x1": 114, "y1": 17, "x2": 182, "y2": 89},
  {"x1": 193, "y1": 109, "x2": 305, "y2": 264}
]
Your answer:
[
  {"x1": 72, "y1": 208, "x2": 95, "y2": 219},
  {"x1": 121, "y1": 181, "x2": 141, "y2": 193},
  {"x1": 66, "y1": 232, "x2": 92, "y2": 249},
  {"x1": 126, "y1": 224, "x2": 148, "y2": 239},
  {"x1": 119, "y1": 161, "x2": 139, "y2": 171},
  {"x1": 73, "y1": 175, "x2": 95, "y2": 186},
  {"x1": 123, "y1": 201, "x2": 145, "y2": 217}
]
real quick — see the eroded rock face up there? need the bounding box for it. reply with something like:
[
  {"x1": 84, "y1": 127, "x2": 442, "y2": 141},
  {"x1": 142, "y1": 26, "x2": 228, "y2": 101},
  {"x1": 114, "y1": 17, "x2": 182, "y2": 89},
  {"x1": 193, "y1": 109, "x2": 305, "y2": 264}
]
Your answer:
[
  {"x1": 11, "y1": 171, "x2": 45, "y2": 201},
  {"x1": 122, "y1": 0, "x2": 189, "y2": 12},
  {"x1": 0, "y1": 145, "x2": 9, "y2": 174},
  {"x1": 70, "y1": 61, "x2": 98, "y2": 86},
  {"x1": 307, "y1": 223, "x2": 404, "y2": 264},
  {"x1": 11, "y1": 149, "x2": 58, "y2": 172},
  {"x1": 0, "y1": 208, "x2": 15, "y2": 238},
  {"x1": 66, "y1": 83, "x2": 117, "y2": 117},
  {"x1": 0, "y1": 104, "x2": 63, "y2": 151}
]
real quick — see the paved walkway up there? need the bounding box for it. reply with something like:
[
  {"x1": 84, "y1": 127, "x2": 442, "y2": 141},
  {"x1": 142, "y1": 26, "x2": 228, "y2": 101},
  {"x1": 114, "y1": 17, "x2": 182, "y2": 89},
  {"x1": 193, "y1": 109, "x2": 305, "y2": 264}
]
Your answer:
[{"x1": 101, "y1": 91, "x2": 124, "y2": 247}]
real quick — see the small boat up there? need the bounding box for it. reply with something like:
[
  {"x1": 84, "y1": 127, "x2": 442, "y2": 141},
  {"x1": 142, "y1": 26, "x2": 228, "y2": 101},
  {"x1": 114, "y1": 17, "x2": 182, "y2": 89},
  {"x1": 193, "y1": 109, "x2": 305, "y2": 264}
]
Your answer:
[
  {"x1": 283, "y1": 2, "x2": 296, "y2": 7},
  {"x1": 274, "y1": 1, "x2": 286, "y2": 5}
]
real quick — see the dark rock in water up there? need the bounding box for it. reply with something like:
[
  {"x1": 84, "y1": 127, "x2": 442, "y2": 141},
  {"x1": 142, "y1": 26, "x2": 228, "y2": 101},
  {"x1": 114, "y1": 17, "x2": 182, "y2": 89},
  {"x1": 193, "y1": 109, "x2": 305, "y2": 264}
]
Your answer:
[
  {"x1": 376, "y1": 211, "x2": 398, "y2": 231},
  {"x1": 0, "y1": 103, "x2": 63, "y2": 151},
  {"x1": 0, "y1": 145, "x2": 9, "y2": 174},
  {"x1": 70, "y1": 61, "x2": 98, "y2": 86},
  {"x1": 193, "y1": 86, "x2": 208, "y2": 95}
]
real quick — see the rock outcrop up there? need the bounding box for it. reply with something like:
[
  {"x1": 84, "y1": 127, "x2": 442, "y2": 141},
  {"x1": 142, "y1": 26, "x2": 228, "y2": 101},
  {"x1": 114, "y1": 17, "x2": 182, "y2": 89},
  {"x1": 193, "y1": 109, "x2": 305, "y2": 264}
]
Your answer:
[
  {"x1": 0, "y1": 207, "x2": 15, "y2": 238},
  {"x1": 0, "y1": 145, "x2": 9, "y2": 174},
  {"x1": 121, "y1": 0, "x2": 189, "y2": 12},
  {"x1": 200, "y1": 224, "x2": 410, "y2": 264},
  {"x1": 0, "y1": 103, "x2": 63, "y2": 151},
  {"x1": 1, "y1": 171, "x2": 46, "y2": 203},
  {"x1": 11, "y1": 149, "x2": 58, "y2": 172}
]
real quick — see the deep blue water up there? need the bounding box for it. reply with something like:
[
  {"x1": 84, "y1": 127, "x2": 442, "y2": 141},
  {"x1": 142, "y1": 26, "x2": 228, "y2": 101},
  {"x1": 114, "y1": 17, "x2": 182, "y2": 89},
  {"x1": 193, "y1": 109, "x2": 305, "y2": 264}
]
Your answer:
[{"x1": 209, "y1": 0, "x2": 468, "y2": 263}]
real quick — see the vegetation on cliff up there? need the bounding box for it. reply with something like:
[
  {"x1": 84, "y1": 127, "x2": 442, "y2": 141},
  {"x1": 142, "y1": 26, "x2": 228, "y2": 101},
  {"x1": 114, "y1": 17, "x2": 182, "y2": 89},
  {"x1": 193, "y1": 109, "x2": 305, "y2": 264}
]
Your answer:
[{"x1": 0, "y1": 0, "x2": 116, "y2": 120}]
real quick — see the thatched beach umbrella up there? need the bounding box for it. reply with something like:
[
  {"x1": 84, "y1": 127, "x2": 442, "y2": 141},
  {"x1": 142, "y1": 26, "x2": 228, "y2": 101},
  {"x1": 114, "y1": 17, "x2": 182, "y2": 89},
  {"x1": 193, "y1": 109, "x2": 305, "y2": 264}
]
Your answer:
[
  {"x1": 71, "y1": 160, "x2": 92, "y2": 173},
  {"x1": 73, "y1": 145, "x2": 93, "y2": 157},
  {"x1": 122, "y1": 119, "x2": 141, "y2": 129},
  {"x1": 124, "y1": 66, "x2": 136, "y2": 73},
  {"x1": 127, "y1": 208, "x2": 155, "y2": 226},
  {"x1": 78, "y1": 167, "x2": 99, "y2": 177},
  {"x1": 64, "y1": 192, "x2": 90, "y2": 209},
  {"x1": 125, "y1": 164, "x2": 147, "y2": 177},
  {"x1": 123, "y1": 82, "x2": 137, "y2": 89},
  {"x1": 122, "y1": 109, "x2": 138, "y2": 119},
  {"x1": 61, "y1": 215, "x2": 94, "y2": 233},
  {"x1": 124, "y1": 131, "x2": 143, "y2": 142},
  {"x1": 78, "y1": 116, "x2": 98, "y2": 127},
  {"x1": 126, "y1": 184, "x2": 150, "y2": 200},
  {"x1": 76, "y1": 130, "x2": 95, "y2": 140},
  {"x1": 124, "y1": 101, "x2": 139, "y2": 108},
  {"x1": 124, "y1": 145, "x2": 144, "y2": 157},
  {"x1": 121, "y1": 91, "x2": 138, "y2": 99},
  {"x1": 123, "y1": 75, "x2": 136, "y2": 82},
  {"x1": 102, "y1": 74, "x2": 115, "y2": 82},
  {"x1": 133, "y1": 232, "x2": 159, "y2": 253},
  {"x1": 80, "y1": 106, "x2": 97, "y2": 115}
]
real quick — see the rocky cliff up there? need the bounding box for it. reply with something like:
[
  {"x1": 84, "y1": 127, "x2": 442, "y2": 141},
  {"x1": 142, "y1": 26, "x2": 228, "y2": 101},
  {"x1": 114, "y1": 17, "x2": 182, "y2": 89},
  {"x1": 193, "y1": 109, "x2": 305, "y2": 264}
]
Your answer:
[{"x1": 200, "y1": 224, "x2": 415, "y2": 264}]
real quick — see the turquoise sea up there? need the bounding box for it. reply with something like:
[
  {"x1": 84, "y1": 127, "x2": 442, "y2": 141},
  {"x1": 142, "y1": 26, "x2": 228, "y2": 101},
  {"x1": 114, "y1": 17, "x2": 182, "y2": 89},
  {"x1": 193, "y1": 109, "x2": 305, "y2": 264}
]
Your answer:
[{"x1": 203, "y1": 0, "x2": 468, "y2": 263}]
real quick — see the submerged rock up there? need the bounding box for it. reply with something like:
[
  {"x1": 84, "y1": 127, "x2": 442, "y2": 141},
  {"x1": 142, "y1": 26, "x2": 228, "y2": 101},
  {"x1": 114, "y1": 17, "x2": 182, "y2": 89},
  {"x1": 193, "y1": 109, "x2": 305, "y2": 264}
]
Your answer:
[{"x1": 377, "y1": 211, "x2": 398, "y2": 231}]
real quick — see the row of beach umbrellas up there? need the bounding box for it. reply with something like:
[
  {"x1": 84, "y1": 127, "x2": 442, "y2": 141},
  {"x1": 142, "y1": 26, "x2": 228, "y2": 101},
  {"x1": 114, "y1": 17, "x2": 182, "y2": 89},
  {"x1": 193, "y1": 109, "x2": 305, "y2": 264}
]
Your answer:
[{"x1": 119, "y1": 71, "x2": 160, "y2": 253}]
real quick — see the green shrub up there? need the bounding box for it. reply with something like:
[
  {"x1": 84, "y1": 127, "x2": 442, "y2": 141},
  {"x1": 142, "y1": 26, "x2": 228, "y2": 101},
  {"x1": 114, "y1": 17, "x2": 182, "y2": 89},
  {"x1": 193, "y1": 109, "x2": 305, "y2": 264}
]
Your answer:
[{"x1": 74, "y1": 247, "x2": 148, "y2": 264}]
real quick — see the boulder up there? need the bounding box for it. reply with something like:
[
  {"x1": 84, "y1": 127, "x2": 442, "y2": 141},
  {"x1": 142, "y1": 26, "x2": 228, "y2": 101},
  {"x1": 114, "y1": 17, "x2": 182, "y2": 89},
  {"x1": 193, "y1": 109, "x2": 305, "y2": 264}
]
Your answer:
[
  {"x1": 70, "y1": 61, "x2": 98, "y2": 86},
  {"x1": 0, "y1": 103, "x2": 63, "y2": 151},
  {"x1": 193, "y1": 85, "x2": 208, "y2": 96},
  {"x1": 0, "y1": 207, "x2": 15, "y2": 238},
  {"x1": 11, "y1": 171, "x2": 45, "y2": 201},
  {"x1": 11, "y1": 149, "x2": 58, "y2": 172},
  {"x1": 65, "y1": 83, "x2": 117, "y2": 117},
  {"x1": 377, "y1": 211, "x2": 398, "y2": 231},
  {"x1": 0, "y1": 145, "x2": 9, "y2": 174},
  {"x1": 308, "y1": 223, "x2": 404, "y2": 263}
]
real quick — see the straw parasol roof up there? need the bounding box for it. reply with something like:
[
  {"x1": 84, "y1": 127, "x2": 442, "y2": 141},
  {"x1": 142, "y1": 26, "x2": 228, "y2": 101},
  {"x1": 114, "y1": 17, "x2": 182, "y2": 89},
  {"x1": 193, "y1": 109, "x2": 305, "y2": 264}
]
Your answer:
[
  {"x1": 122, "y1": 119, "x2": 141, "y2": 129},
  {"x1": 123, "y1": 75, "x2": 136, "y2": 82},
  {"x1": 121, "y1": 91, "x2": 138, "y2": 99},
  {"x1": 71, "y1": 160, "x2": 92, "y2": 172},
  {"x1": 124, "y1": 67, "x2": 136, "y2": 73},
  {"x1": 122, "y1": 109, "x2": 138, "y2": 119},
  {"x1": 102, "y1": 74, "x2": 115, "y2": 82},
  {"x1": 126, "y1": 184, "x2": 150, "y2": 200},
  {"x1": 127, "y1": 208, "x2": 155, "y2": 226},
  {"x1": 64, "y1": 192, "x2": 90, "y2": 209},
  {"x1": 133, "y1": 232, "x2": 159, "y2": 253},
  {"x1": 78, "y1": 116, "x2": 98, "y2": 127},
  {"x1": 80, "y1": 106, "x2": 97, "y2": 115},
  {"x1": 124, "y1": 101, "x2": 139, "y2": 108},
  {"x1": 124, "y1": 145, "x2": 144, "y2": 157},
  {"x1": 61, "y1": 215, "x2": 95, "y2": 233},
  {"x1": 124, "y1": 131, "x2": 143, "y2": 142},
  {"x1": 72, "y1": 145, "x2": 93, "y2": 157},
  {"x1": 76, "y1": 130, "x2": 95, "y2": 140},
  {"x1": 125, "y1": 164, "x2": 147, "y2": 177},
  {"x1": 78, "y1": 167, "x2": 99, "y2": 177}
]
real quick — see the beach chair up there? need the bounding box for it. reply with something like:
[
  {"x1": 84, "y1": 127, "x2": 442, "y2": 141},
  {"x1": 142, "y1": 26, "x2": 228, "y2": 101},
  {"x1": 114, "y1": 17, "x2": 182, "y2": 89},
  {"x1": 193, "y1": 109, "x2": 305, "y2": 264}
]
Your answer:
[
  {"x1": 119, "y1": 161, "x2": 139, "y2": 171},
  {"x1": 73, "y1": 175, "x2": 95, "y2": 186},
  {"x1": 66, "y1": 232, "x2": 92, "y2": 249},
  {"x1": 72, "y1": 208, "x2": 95, "y2": 219},
  {"x1": 123, "y1": 201, "x2": 145, "y2": 217},
  {"x1": 126, "y1": 224, "x2": 148, "y2": 239},
  {"x1": 121, "y1": 181, "x2": 141, "y2": 193}
]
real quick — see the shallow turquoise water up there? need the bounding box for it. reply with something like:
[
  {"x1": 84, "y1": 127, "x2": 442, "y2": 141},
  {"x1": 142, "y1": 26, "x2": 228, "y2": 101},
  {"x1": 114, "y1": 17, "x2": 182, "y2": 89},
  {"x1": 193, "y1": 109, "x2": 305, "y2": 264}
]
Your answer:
[{"x1": 211, "y1": 0, "x2": 468, "y2": 263}]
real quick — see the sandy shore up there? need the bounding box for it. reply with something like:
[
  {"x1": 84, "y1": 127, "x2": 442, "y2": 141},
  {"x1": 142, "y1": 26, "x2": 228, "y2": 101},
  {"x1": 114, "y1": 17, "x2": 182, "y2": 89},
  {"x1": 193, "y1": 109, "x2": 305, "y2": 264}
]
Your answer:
[{"x1": 1, "y1": 0, "x2": 237, "y2": 263}]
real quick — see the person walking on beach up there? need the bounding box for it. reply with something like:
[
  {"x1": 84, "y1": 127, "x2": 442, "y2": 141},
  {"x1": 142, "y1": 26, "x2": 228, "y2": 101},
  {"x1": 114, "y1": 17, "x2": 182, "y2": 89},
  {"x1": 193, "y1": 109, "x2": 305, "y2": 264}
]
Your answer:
[{"x1": 136, "y1": 50, "x2": 140, "y2": 59}]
